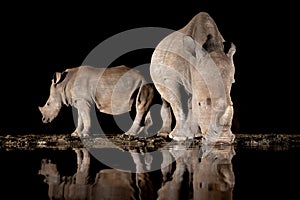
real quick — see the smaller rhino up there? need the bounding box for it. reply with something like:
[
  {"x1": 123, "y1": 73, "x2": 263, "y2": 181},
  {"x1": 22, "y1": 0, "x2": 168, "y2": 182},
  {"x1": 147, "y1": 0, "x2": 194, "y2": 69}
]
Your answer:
[{"x1": 39, "y1": 65, "x2": 170, "y2": 137}]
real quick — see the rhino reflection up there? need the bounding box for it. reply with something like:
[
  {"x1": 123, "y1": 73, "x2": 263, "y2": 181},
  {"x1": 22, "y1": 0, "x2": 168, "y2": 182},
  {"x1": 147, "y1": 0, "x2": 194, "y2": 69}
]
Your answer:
[
  {"x1": 39, "y1": 148, "x2": 156, "y2": 200},
  {"x1": 157, "y1": 144, "x2": 235, "y2": 200},
  {"x1": 157, "y1": 148, "x2": 188, "y2": 200},
  {"x1": 194, "y1": 145, "x2": 235, "y2": 199},
  {"x1": 39, "y1": 145, "x2": 235, "y2": 200},
  {"x1": 130, "y1": 149, "x2": 154, "y2": 200},
  {"x1": 39, "y1": 148, "x2": 92, "y2": 199},
  {"x1": 92, "y1": 169, "x2": 136, "y2": 200}
]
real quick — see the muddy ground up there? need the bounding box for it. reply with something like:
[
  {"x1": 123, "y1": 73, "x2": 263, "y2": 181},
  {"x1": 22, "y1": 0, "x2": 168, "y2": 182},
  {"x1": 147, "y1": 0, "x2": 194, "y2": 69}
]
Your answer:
[{"x1": 1, "y1": 133, "x2": 300, "y2": 151}]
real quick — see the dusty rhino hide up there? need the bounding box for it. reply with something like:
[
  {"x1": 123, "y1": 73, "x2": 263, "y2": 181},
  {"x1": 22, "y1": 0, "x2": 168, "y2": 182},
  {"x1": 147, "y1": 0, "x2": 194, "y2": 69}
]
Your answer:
[
  {"x1": 150, "y1": 12, "x2": 236, "y2": 144},
  {"x1": 39, "y1": 65, "x2": 168, "y2": 137}
]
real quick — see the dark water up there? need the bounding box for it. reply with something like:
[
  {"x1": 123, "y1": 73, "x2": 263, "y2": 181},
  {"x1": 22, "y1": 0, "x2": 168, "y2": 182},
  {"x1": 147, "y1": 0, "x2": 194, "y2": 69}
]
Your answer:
[{"x1": 0, "y1": 143, "x2": 299, "y2": 200}]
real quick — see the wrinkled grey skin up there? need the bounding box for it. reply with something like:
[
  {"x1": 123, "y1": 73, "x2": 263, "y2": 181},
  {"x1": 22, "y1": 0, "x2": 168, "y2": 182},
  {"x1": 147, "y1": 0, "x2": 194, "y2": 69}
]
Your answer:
[
  {"x1": 150, "y1": 12, "x2": 236, "y2": 144},
  {"x1": 39, "y1": 65, "x2": 169, "y2": 137}
]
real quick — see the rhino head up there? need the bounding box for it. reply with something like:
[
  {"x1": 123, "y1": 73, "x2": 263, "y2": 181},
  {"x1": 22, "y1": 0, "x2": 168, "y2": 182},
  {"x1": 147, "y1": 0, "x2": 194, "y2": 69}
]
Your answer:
[
  {"x1": 184, "y1": 35, "x2": 236, "y2": 144},
  {"x1": 38, "y1": 72, "x2": 66, "y2": 123}
]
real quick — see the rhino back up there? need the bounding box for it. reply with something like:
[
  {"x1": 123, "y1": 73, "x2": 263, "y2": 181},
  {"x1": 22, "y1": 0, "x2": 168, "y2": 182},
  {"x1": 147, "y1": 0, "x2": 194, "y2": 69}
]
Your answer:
[
  {"x1": 62, "y1": 65, "x2": 145, "y2": 114},
  {"x1": 94, "y1": 65, "x2": 145, "y2": 114}
]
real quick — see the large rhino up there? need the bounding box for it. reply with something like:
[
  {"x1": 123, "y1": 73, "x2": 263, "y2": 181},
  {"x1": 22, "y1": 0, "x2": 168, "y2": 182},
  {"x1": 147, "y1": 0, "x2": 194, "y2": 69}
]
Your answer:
[
  {"x1": 150, "y1": 12, "x2": 236, "y2": 144},
  {"x1": 39, "y1": 65, "x2": 170, "y2": 137}
]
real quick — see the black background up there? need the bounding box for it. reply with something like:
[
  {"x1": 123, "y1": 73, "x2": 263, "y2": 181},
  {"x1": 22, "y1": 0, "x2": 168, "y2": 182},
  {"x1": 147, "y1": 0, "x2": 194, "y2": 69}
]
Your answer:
[{"x1": 1, "y1": 1, "x2": 299, "y2": 135}]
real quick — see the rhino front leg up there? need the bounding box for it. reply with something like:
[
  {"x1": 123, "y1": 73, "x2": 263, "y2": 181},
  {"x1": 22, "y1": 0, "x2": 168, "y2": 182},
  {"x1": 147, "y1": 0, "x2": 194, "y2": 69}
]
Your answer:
[
  {"x1": 155, "y1": 82, "x2": 192, "y2": 141},
  {"x1": 74, "y1": 100, "x2": 92, "y2": 138},
  {"x1": 71, "y1": 111, "x2": 83, "y2": 137},
  {"x1": 186, "y1": 97, "x2": 201, "y2": 137}
]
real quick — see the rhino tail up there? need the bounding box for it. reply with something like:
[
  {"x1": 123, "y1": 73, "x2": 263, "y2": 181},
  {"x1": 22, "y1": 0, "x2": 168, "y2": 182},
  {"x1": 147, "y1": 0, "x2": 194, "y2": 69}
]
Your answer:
[{"x1": 132, "y1": 79, "x2": 146, "y2": 108}]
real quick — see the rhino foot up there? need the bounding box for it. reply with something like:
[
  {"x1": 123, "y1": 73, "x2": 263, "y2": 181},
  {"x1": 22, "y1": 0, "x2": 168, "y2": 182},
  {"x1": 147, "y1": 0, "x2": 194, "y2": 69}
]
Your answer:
[
  {"x1": 171, "y1": 135, "x2": 187, "y2": 141},
  {"x1": 124, "y1": 131, "x2": 139, "y2": 136},
  {"x1": 168, "y1": 127, "x2": 194, "y2": 141},
  {"x1": 194, "y1": 132, "x2": 202, "y2": 138},
  {"x1": 169, "y1": 132, "x2": 194, "y2": 141},
  {"x1": 124, "y1": 126, "x2": 143, "y2": 136},
  {"x1": 71, "y1": 131, "x2": 79, "y2": 137},
  {"x1": 120, "y1": 134, "x2": 137, "y2": 141},
  {"x1": 157, "y1": 131, "x2": 169, "y2": 138},
  {"x1": 157, "y1": 127, "x2": 171, "y2": 137},
  {"x1": 171, "y1": 135, "x2": 194, "y2": 141},
  {"x1": 81, "y1": 133, "x2": 90, "y2": 138}
]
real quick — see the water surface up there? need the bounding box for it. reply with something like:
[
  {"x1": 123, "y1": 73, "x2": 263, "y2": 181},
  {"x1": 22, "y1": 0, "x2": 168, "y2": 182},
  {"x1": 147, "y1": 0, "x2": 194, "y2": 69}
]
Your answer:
[{"x1": 0, "y1": 134, "x2": 299, "y2": 200}]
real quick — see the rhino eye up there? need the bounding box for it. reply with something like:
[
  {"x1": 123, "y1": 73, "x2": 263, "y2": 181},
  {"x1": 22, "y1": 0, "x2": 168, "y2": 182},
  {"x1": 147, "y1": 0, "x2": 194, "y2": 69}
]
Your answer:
[{"x1": 46, "y1": 102, "x2": 50, "y2": 106}]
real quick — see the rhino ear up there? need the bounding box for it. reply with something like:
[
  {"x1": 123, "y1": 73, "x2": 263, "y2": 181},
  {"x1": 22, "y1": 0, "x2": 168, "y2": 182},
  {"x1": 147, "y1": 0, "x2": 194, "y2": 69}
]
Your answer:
[
  {"x1": 183, "y1": 35, "x2": 196, "y2": 57},
  {"x1": 53, "y1": 72, "x2": 61, "y2": 84},
  {"x1": 53, "y1": 71, "x2": 67, "y2": 85}
]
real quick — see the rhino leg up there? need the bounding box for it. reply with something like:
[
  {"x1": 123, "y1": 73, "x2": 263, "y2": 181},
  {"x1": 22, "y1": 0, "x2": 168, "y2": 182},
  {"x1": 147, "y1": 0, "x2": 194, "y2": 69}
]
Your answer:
[
  {"x1": 157, "y1": 99, "x2": 172, "y2": 137},
  {"x1": 154, "y1": 82, "x2": 193, "y2": 141},
  {"x1": 74, "y1": 100, "x2": 92, "y2": 137},
  {"x1": 125, "y1": 114, "x2": 144, "y2": 137},
  {"x1": 125, "y1": 84, "x2": 154, "y2": 136},
  {"x1": 186, "y1": 97, "x2": 202, "y2": 137},
  {"x1": 143, "y1": 111, "x2": 153, "y2": 135},
  {"x1": 71, "y1": 113, "x2": 84, "y2": 137}
]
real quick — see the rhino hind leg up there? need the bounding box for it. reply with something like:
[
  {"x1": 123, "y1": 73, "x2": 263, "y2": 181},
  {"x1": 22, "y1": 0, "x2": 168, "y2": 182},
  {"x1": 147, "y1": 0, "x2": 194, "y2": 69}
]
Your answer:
[
  {"x1": 157, "y1": 99, "x2": 172, "y2": 137},
  {"x1": 143, "y1": 111, "x2": 153, "y2": 135},
  {"x1": 125, "y1": 84, "x2": 155, "y2": 136},
  {"x1": 125, "y1": 107, "x2": 146, "y2": 136}
]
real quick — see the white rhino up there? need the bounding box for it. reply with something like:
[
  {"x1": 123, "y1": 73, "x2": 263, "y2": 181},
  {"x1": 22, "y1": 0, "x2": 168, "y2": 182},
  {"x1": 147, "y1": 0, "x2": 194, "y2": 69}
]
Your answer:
[
  {"x1": 150, "y1": 12, "x2": 236, "y2": 144},
  {"x1": 39, "y1": 65, "x2": 170, "y2": 137}
]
